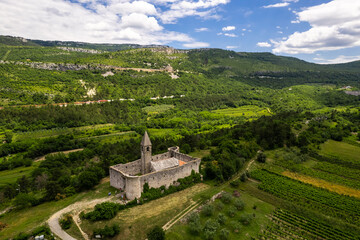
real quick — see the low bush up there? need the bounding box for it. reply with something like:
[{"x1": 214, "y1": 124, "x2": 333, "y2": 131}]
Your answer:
[
  {"x1": 233, "y1": 199, "x2": 245, "y2": 211},
  {"x1": 230, "y1": 221, "x2": 241, "y2": 234},
  {"x1": 59, "y1": 214, "x2": 73, "y2": 230},
  {"x1": 217, "y1": 213, "x2": 227, "y2": 225},
  {"x1": 188, "y1": 213, "x2": 202, "y2": 235},
  {"x1": 201, "y1": 204, "x2": 215, "y2": 217},
  {"x1": 219, "y1": 228, "x2": 230, "y2": 240},
  {"x1": 93, "y1": 224, "x2": 120, "y2": 238},
  {"x1": 221, "y1": 192, "x2": 233, "y2": 204},
  {"x1": 230, "y1": 179, "x2": 240, "y2": 187},
  {"x1": 239, "y1": 214, "x2": 253, "y2": 225},
  {"x1": 227, "y1": 206, "x2": 237, "y2": 218},
  {"x1": 203, "y1": 219, "x2": 219, "y2": 240},
  {"x1": 147, "y1": 226, "x2": 165, "y2": 240},
  {"x1": 83, "y1": 202, "x2": 123, "y2": 221}
]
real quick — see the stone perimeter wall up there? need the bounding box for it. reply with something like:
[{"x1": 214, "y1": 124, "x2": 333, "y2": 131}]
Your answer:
[{"x1": 110, "y1": 147, "x2": 201, "y2": 200}]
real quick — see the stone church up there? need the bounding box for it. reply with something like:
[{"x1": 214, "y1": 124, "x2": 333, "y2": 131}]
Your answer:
[{"x1": 110, "y1": 132, "x2": 201, "y2": 200}]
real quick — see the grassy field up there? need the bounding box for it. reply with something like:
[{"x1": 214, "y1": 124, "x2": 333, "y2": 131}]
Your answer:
[
  {"x1": 143, "y1": 104, "x2": 174, "y2": 114},
  {"x1": 211, "y1": 105, "x2": 271, "y2": 118},
  {"x1": 147, "y1": 128, "x2": 182, "y2": 139},
  {"x1": 319, "y1": 140, "x2": 360, "y2": 163},
  {"x1": 13, "y1": 124, "x2": 116, "y2": 142},
  {"x1": 79, "y1": 184, "x2": 211, "y2": 240},
  {"x1": 0, "y1": 162, "x2": 40, "y2": 187},
  {"x1": 0, "y1": 180, "x2": 116, "y2": 239},
  {"x1": 283, "y1": 171, "x2": 360, "y2": 199},
  {"x1": 166, "y1": 189, "x2": 275, "y2": 240},
  {"x1": 188, "y1": 149, "x2": 212, "y2": 159}
]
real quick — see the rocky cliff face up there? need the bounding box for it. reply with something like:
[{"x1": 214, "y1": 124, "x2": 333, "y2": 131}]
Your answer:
[{"x1": 0, "y1": 60, "x2": 101, "y2": 71}]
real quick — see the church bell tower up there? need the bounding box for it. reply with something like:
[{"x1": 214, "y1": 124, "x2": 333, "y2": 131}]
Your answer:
[{"x1": 141, "y1": 131, "x2": 152, "y2": 174}]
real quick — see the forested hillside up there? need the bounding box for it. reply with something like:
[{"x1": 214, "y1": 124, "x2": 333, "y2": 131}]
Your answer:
[{"x1": 0, "y1": 35, "x2": 360, "y2": 240}]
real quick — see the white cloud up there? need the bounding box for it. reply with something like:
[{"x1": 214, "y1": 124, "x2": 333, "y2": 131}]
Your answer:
[
  {"x1": 226, "y1": 46, "x2": 238, "y2": 49},
  {"x1": 195, "y1": 27, "x2": 209, "y2": 32},
  {"x1": 257, "y1": 42, "x2": 272, "y2": 47},
  {"x1": 224, "y1": 33, "x2": 237, "y2": 37},
  {"x1": 183, "y1": 42, "x2": 210, "y2": 48},
  {"x1": 0, "y1": 0, "x2": 231, "y2": 45},
  {"x1": 263, "y1": 2, "x2": 290, "y2": 8},
  {"x1": 313, "y1": 55, "x2": 360, "y2": 64},
  {"x1": 157, "y1": 0, "x2": 230, "y2": 24},
  {"x1": 263, "y1": 0, "x2": 298, "y2": 9},
  {"x1": 273, "y1": 0, "x2": 360, "y2": 54},
  {"x1": 222, "y1": 26, "x2": 236, "y2": 31}
]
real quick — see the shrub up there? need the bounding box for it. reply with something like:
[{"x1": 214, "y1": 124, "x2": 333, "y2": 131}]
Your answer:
[
  {"x1": 78, "y1": 171, "x2": 98, "y2": 190},
  {"x1": 239, "y1": 214, "x2": 253, "y2": 225},
  {"x1": 14, "y1": 193, "x2": 37, "y2": 209},
  {"x1": 240, "y1": 173, "x2": 247, "y2": 182},
  {"x1": 201, "y1": 204, "x2": 215, "y2": 217},
  {"x1": 187, "y1": 212, "x2": 200, "y2": 223},
  {"x1": 93, "y1": 224, "x2": 120, "y2": 238},
  {"x1": 257, "y1": 152, "x2": 266, "y2": 163},
  {"x1": 203, "y1": 219, "x2": 219, "y2": 240},
  {"x1": 230, "y1": 179, "x2": 240, "y2": 187},
  {"x1": 147, "y1": 226, "x2": 165, "y2": 240},
  {"x1": 217, "y1": 213, "x2": 227, "y2": 225},
  {"x1": 188, "y1": 217, "x2": 202, "y2": 235},
  {"x1": 59, "y1": 214, "x2": 73, "y2": 230},
  {"x1": 83, "y1": 202, "x2": 122, "y2": 221},
  {"x1": 227, "y1": 206, "x2": 237, "y2": 218},
  {"x1": 221, "y1": 192, "x2": 233, "y2": 204},
  {"x1": 230, "y1": 221, "x2": 241, "y2": 234},
  {"x1": 233, "y1": 199, "x2": 245, "y2": 211},
  {"x1": 64, "y1": 186, "x2": 76, "y2": 196},
  {"x1": 219, "y1": 228, "x2": 230, "y2": 240},
  {"x1": 214, "y1": 201, "x2": 224, "y2": 211}
]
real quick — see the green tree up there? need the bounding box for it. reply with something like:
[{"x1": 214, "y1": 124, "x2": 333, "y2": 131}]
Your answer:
[
  {"x1": 4, "y1": 130, "x2": 13, "y2": 143},
  {"x1": 45, "y1": 181, "x2": 62, "y2": 200},
  {"x1": 147, "y1": 226, "x2": 165, "y2": 240},
  {"x1": 219, "y1": 228, "x2": 230, "y2": 240},
  {"x1": 234, "y1": 199, "x2": 245, "y2": 211},
  {"x1": 78, "y1": 171, "x2": 98, "y2": 190},
  {"x1": 14, "y1": 193, "x2": 35, "y2": 209},
  {"x1": 203, "y1": 219, "x2": 219, "y2": 240},
  {"x1": 256, "y1": 152, "x2": 266, "y2": 163}
]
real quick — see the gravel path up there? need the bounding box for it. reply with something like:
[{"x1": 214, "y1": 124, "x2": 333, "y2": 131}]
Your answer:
[{"x1": 47, "y1": 197, "x2": 112, "y2": 240}]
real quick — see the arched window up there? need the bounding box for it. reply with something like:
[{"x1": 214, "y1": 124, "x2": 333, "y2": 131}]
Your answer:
[{"x1": 147, "y1": 146, "x2": 150, "y2": 151}]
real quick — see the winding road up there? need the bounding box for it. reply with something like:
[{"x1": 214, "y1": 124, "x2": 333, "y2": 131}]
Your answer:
[{"x1": 47, "y1": 197, "x2": 112, "y2": 240}]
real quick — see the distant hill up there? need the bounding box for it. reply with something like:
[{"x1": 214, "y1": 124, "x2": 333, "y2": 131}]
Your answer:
[
  {"x1": 0, "y1": 35, "x2": 165, "y2": 52},
  {"x1": 0, "y1": 35, "x2": 39, "y2": 46}
]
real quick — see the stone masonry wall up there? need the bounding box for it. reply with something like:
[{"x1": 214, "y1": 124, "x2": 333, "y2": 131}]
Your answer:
[
  {"x1": 109, "y1": 168, "x2": 126, "y2": 190},
  {"x1": 115, "y1": 159, "x2": 142, "y2": 176},
  {"x1": 171, "y1": 151, "x2": 194, "y2": 162},
  {"x1": 151, "y1": 152, "x2": 170, "y2": 162},
  {"x1": 140, "y1": 159, "x2": 201, "y2": 191}
]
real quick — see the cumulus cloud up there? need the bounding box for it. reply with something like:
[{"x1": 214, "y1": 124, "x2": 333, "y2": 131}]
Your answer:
[
  {"x1": 226, "y1": 46, "x2": 238, "y2": 49},
  {"x1": 183, "y1": 41, "x2": 210, "y2": 48},
  {"x1": 156, "y1": 0, "x2": 230, "y2": 24},
  {"x1": 273, "y1": 0, "x2": 360, "y2": 54},
  {"x1": 257, "y1": 42, "x2": 272, "y2": 47},
  {"x1": 222, "y1": 26, "x2": 236, "y2": 31},
  {"x1": 0, "y1": 0, "x2": 229, "y2": 45}
]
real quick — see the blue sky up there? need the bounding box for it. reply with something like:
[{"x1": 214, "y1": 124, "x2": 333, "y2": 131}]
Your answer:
[{"x1": 0, "y1": 0, "x2": 359, "y2": 63}]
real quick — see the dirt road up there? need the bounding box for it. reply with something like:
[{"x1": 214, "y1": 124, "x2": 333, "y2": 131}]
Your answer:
[{"x1": 47, "y1": 197, "x2": 113, "y2": 240}]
